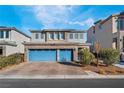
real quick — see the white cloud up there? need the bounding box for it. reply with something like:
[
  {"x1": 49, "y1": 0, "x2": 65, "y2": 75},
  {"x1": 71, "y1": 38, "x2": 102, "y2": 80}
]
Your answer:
[
  {"x1": 32, "y1": 6, "x2": 94, "y2": 29},
  {"x1": 84, "y1": 18, "x2": 94, "y2": 26},
  {"x1": 64, "y1": 18, "x2": 94, "y2": 27}
]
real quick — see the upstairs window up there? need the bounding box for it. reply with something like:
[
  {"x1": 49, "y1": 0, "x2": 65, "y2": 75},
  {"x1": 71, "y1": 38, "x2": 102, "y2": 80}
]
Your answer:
[
  {"x1": 54, "y1": 32, "x2": 59, "y2": 40},
  {"x1": 0, "y1": 31, "x2": 4, "y2": 38},
  {"x1": 69, "y1": 33, "x2": 73, "y2": 39},
  {"x1": 93, "y1": 30, "x2": 95, "y2": 34},
  {"x1": 5, "y1": 31, "x2": 9, "y2": 38},
  {"x1": 80, "y1": 33, "x2": 83, "y2": 39},
  {"x1": 75, "y1": 33, "x2": 78, "y2": 39},
  {"x1": 120, "y1": 20, "x2": 124, "y2": 30},
  {"x1": 35, "y1": 33, "x2": 39, "y2": 39},
  {"x1": 99, "y1": 25, "x2": 102, "y2": 29},
  {"x1": 41, "y1": 33, "x2": 44, "y2": 39},
  {"x1": 59, "y1": 32, "x2": 65, "y2": 39},
  {"x1": 49, "y1": 32, "x2": 54, "y2": 39}
]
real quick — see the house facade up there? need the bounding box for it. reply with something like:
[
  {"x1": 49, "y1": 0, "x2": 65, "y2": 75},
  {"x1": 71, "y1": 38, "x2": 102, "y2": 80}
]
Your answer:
[
  {"x1": 87, "y1": 11, "x2": 124, "y2": 53},
  {"x1": 0, "y1": 26, "x2": 30, "y2": 56},
  {"x1": 24, "y1": 29, "x2": 90, "y2": 62}
]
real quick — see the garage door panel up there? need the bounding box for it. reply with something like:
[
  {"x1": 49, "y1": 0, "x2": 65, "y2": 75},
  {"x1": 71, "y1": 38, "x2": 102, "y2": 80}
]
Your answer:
[
  {"x1": 29, "y1": 49, "x2": 57, "y2": 62},
  {"x1": 59, "y1": 49, "x2": 72, "y2": 62}
]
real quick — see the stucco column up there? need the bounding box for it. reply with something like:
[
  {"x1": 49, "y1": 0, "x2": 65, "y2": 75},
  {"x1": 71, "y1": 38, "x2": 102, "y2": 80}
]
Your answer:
[
  {"x1": 2, "y1": 46, "x2": 6, "y2": 56},
  {"x1": 46, "y1": 32, "x2": 49, "y2": 42},
  {"x1": 73, "y1": 47, "x2": 78, "y2": 61},
  {"x1": 24, "y1": 47, "x2": 28, "y2": 62},
  {"x1": 64, "y1": 32, "x2": 68, "y2": 41},
  {"x1": 57, "y1": 49, "x2": 60, "y2": 62}
]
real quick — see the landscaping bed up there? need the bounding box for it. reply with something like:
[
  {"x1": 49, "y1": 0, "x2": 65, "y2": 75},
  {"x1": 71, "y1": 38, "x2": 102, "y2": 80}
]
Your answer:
[
  {"x1": 78, "y1": 48, "x2": 124, "y2": 75},
  {"x1": 82, "y1": 65, "x2": 124, "y2": 75},
  {"x1": 0, "y1": 53, "x2": 24, "y2": 69}
]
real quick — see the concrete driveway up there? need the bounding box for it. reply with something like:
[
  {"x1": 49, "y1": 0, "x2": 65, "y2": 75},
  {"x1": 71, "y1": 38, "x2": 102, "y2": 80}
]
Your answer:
[{"x1": 0, "y1": 62, "x2": 87, "y2": 75}]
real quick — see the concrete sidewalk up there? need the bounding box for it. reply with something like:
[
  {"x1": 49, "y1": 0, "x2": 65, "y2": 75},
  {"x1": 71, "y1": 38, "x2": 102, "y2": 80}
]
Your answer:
[{"x1": 0, "y1": 74, "x2": 124, "y2": 79}]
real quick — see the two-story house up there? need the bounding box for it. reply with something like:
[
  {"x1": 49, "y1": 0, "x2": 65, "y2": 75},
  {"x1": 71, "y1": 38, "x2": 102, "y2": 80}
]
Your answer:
[
  {"x1": 0, "y1": 26, "x2": 30, "y2": 56},
  {"x1": 87, "y1": 11, "x2": 124, "y2": 52},
  {"x1": 24, "y1": 29, "x2": 90, "y2": 62}
]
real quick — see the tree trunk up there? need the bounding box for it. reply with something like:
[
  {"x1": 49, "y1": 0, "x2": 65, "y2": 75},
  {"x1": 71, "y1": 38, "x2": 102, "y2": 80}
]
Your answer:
[{"x1": 96, "y1": 53, "x2": 99, "y2": 67}]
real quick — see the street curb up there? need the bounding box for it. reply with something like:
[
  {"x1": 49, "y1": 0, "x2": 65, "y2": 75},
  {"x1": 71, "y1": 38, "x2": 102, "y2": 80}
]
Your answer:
[{"x1": 0, "y1": 75, "x2": 124, "y2": 79}]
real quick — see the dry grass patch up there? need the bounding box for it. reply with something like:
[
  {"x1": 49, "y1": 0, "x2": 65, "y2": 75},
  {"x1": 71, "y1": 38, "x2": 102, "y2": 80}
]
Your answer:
[{"x1": 82, "y1": 65, "x2": 124, "y2": 75}]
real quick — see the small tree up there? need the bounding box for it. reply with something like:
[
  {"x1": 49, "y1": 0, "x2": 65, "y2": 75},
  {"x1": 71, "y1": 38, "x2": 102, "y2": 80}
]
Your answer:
[
  {"x1": 100, "y1": 48, "x2": 119, "y2": 66},
  {"x1": 78, "y1": 48, "x2": 94, "y2": 65},
  {"x1": 94, "y1": 41, "x2": 101, "y2": 66}
]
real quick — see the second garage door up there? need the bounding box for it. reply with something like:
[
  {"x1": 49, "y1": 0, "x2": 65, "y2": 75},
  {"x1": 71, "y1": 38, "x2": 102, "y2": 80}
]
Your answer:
[{"x1": 59, "y1": 49, "x2": 73, "y2": 62}]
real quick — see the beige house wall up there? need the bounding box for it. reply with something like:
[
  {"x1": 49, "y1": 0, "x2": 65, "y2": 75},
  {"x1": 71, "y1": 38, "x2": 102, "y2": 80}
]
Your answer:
[
  {"x1": 87, "y1": 26, "x2": 95, "y2": 44},
  {"x1": 9, "y1": 30, "x2": 30, "y2": 54},
  {"x1": 67, "y1": 32, "x2": 85, "y2": 43},
  {"x1": 31, "y1": 32, "x2": 45, "y2": 43},
  {"x1": 31, "y1": 31, "x2": 85, "y2": 44},
  {"x1": 0, "y1": 29, "x2": 30, "y2": 56},
  {"x1": 5, "y1": 45, "x2": 18, "y2": 56},
  {"x1": 94, "y1": 18, "x2": 113, "y2": 48}
]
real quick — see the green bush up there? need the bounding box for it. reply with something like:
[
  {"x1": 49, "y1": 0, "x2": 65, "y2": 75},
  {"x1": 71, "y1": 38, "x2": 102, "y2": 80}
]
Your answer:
[
  {"x1": 78, "y1": 48, "x2": 94, "y2": 65},
  {"x1": 0, "y1": 53, "x2": 24, "y2": 69},
  {"x1": 100, "y1": 48, "x2": 119, "y2": 66}
]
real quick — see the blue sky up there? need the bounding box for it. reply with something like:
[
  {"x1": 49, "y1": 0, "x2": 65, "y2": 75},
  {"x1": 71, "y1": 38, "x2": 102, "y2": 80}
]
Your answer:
[{"x1": 0, "y1": 5, "x2": 124, "y2": 37}]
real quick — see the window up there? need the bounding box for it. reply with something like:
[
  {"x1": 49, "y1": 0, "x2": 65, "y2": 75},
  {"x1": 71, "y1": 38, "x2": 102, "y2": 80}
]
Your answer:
[
  {"x1": 5, "y1": 31, "x2": 9, "y2": 38},
  {"x1": 59, "y1": 32, "x2": 64, "y2": 39},
  {"x1": 49, "y1": 32, "x2": 54, "y2": 39},
  {"x1": 0, "y1": 31, "x2": 4, "y2": 38},
  {"x1": 35, "y1": 33, "x2": 39, "y2": 39},
  {"x1": 113, "y1": 38, "x2": 117, "y2": 49},
  {"x1": 93, "y1": 30, "x2": 95, "y2": 34},
  {"x1": 99, "y1": 25, "x2": 102, "y2": 29},
  {"x1": 120, "y1": 20, "x2": 124, "y2": 30},
  {"x1": 80, "y1": 33, "x2": 83, "y2": 39},
  {"x1": 69, "y1": 33, "x2": 73, "y2": 39},
  {"x1": 41, "y1": 33, "x2": 44, "y2": 39},
  {"x1": 0, "y1": 48, "x2": 2, "y2": 55},
  {"x1": 123, "y1": 37, "x2": 124, "y2": 52},
  {"x1": 75, "y1": 33, "x2": 78, "y2": 39},
  {"x1": 54, "y1": 32, "x2": 59, "y2": 39}
]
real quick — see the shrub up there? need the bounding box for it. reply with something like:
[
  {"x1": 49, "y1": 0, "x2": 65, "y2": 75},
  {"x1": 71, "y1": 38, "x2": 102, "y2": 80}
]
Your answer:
[
  {"x1": 0, "y1": 53, "x2": 24, "y2": 69},
  {"x1": 100, "y1": 48, "x2": 119, "y2": 66},
  {"x1": 78, "y1": 48, "x2": 94, "y2": 65}
]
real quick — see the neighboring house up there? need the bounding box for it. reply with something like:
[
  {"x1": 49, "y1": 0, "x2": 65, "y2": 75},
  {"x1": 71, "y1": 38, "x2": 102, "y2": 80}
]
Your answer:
[
  {"x1": 24, "y1": 29, "x2": 90, "y2": 62},
  {"x1": 0, "y1": 26, "x2": 30, "y2": 56},
  {"x1": 87, "y1": 11, "x2": 124, "y2": 53}
]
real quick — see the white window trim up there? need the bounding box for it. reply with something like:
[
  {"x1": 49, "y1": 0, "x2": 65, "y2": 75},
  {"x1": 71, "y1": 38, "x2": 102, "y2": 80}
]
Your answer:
[
  {"x1": 75, "y1": 33, "x2": 78, "y2": 39},
  {"x1": 41, "y1": 33, "x2": 44, "y2": 39},
  {"x1": 49, "y1": 32, "x2": 54, "y2": 40},
  {"x1": 35, "y1": 33, "x2": 39, "y2": 39},
  {"x1": 59, "y1": 32, "x2": 64, "y2": 40},
  {"x1": 54, "y1": 32, "x2": 59, "y2": 40},
  {"x1": 69, "y1": 33, "x2": 73, "y2": 39},
  {"x1": 80, "y1": 33, "x2": 83, "y2": 39}
]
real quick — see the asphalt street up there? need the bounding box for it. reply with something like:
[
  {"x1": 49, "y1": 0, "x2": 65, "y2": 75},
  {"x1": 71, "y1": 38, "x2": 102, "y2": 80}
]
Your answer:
[{"x1": 0, "y1": 79, "x2": 124, "y2": 88}]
